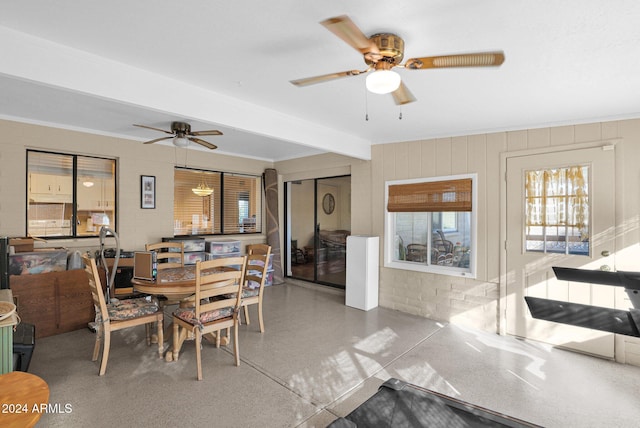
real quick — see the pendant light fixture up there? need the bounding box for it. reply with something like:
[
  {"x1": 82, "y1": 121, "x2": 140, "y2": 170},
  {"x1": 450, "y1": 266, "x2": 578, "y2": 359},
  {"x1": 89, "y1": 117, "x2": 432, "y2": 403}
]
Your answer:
[{"x1": 192, "y1": 172, "x2": 213, "y2": 197}]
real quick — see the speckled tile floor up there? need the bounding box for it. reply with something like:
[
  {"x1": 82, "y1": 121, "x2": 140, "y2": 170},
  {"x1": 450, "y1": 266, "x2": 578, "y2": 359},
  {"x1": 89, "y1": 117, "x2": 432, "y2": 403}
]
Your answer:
[{"x1": 25, "y1": 280, "x2": 640, "y2": 427}]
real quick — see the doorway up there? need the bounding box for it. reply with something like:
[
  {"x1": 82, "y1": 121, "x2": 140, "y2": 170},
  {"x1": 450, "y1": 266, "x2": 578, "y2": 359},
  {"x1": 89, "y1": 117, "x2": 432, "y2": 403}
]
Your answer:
[
  {"x1": 505, "y1": 145, "x2": 617, "y2": 358},
  {"x1": 286, "y1": 175, "x2": 351, "y2": 288}
]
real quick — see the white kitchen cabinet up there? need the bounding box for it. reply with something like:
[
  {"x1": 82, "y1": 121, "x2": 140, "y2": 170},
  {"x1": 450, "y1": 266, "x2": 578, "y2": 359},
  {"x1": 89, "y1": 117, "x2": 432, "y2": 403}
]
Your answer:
[
  {"x1": 77, "y1": 176, "x2": 115, "y2": 211},
  {"x1": 29, "y1": 173, "x2": 72, "y2": 202}
]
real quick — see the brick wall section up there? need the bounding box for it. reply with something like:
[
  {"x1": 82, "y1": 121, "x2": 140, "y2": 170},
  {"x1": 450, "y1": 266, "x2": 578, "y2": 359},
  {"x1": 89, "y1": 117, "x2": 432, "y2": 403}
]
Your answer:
[{"x1": 379, "y1": 267, "x2": 499, "y2": 332}]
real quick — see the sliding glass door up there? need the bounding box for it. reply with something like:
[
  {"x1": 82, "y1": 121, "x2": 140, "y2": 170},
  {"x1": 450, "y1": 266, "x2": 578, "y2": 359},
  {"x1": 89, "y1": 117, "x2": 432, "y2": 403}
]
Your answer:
[{"x1": 287, "y1": 175, "x2": 351, "y2": 288}]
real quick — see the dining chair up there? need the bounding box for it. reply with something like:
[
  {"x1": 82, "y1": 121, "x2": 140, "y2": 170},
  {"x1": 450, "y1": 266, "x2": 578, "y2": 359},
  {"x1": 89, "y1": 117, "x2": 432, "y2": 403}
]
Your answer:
[
  {"x1": 246, "y1": 243, "x2": 270, "y2": 255},
  {"x1": 145, "y1": 241, "x2": 185, "y2": 309},
  {"x1": 172, "y1": 256, "x2": 246, "y2": 381},
  {"x1": 242, "y1": 244, "x2": 272, "y2": 332},
  {"x1": 82, "y1": 254, "x2": 164, "y2": 376},
  {"x1": 145, "y1": 241, "x2": 185, "y2": 270}
]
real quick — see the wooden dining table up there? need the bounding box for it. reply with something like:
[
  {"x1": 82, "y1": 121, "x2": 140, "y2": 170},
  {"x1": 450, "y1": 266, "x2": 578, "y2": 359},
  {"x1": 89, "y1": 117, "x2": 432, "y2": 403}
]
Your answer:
[
  {"x1": 131, "y1": 265, "x2": 230, "y2": 361},
  {"x1": 131, "y1": 265, "x2": 204, "y2": 298}
]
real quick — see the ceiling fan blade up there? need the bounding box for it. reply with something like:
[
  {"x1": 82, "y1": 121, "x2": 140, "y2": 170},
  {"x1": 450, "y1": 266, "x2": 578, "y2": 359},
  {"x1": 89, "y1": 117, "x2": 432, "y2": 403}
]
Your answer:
[
  {"x1": 404, "y1": 52, "x2": 505, "y2": 70},
  {"x1": 392, "y1": 82, "x2": 417, "y2": 105},
  {"x1": 133, "y1": 124, "x2": 174, "y2": 135},
  {"x1": 190, "y1": 130, "x2": 223, "y2": 136},
  {"x1": 321, "y1": 15, "x2": 381, "y2": 61},
  {"x1": 290, "y1": 69, "x2": 368, "y2": 87},
  {"x1": 143, "y1": 136, "x2": 173, "y2": 145},
  {"x1": 188, "y1": 137, "x2": 218, "y2": 150}
]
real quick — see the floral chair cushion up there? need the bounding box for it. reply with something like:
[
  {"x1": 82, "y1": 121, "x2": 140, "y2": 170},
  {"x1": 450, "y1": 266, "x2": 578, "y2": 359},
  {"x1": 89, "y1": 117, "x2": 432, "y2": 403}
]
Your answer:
[
  {"x1": 174, "y1": 306, "x2": 234, "y2": 329},
  {"x1": 96, "y1": 296, "x2": 160, "y2": 323},
  {"x1": 241, "y1": 287, "x2": 260, "y2": 298},
  {"x1": 222, "y1": 286, "x2": 259, "y2": 300}
]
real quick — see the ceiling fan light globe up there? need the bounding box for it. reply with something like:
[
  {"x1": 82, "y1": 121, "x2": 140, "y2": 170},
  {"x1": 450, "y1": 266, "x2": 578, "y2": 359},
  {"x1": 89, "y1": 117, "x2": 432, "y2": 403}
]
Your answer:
[
  {"x1": 366, "y1": 70, "x2": 401, "y2": 94},
  {"x1": 173, "y1": 136, "x2": 190, "y2": 147}
]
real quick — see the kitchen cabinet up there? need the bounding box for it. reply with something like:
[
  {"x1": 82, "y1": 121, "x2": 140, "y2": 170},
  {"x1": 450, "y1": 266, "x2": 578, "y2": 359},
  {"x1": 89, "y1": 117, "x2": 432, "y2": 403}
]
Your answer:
[
  {"x1": 29, "y1": 173, "x2": 72, "y2": 202},
  {"x1": 10, "y1": 269, "x2": 94, "y2": 338},
  {"x1": 77, "y1": 176, "x2": 115, "y2": 211}
]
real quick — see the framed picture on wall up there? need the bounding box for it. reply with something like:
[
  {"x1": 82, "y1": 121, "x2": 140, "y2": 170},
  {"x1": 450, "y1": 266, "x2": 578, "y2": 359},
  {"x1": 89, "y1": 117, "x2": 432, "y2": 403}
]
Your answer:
[{"x1": 141, "y1": 175, "x2": 156, "y2": 209}]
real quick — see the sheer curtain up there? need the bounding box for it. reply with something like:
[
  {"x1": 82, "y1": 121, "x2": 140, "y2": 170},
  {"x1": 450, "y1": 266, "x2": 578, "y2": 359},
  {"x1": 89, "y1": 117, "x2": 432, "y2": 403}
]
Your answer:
[{"x1": 525, "y1": 166, "x2": 589, "y2": 241}]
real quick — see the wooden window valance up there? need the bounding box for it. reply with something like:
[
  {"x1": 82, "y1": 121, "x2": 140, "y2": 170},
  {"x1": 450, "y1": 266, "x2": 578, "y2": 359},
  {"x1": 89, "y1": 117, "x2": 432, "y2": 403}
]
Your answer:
[{"x1": 387, "y1": 178, "x2": 472, "y2": 212}]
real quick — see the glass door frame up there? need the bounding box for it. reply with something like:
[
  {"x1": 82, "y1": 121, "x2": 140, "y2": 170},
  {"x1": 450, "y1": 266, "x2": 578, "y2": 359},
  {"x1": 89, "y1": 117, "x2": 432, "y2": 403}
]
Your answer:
[{"x1": 285, "y1": 175, "x2": 350, "y2": 289}]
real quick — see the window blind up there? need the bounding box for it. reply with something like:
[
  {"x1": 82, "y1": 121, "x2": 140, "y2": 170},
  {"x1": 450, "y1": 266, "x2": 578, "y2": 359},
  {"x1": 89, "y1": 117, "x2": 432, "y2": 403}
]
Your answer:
[
  {"x1": 387, "y1": 178, "x2": 472, "y2": 212},
  {"x1": 174, "y1": 169, "x2": 221, "y2": 234},
  {"x1": 222, "y1": 174, "x2": 262, "y2": 234}
]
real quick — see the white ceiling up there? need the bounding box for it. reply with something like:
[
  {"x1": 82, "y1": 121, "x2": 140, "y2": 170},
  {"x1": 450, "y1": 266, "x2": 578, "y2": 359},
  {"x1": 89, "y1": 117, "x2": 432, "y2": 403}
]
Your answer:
[{"x1": 1, "y1": 1, "x2": 640, "y2": 162}]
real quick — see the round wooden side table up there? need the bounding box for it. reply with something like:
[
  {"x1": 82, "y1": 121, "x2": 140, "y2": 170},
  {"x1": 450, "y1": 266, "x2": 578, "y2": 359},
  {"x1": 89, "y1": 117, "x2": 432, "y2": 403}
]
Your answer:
[{"x1": 0, "y1": 371, "x2": 50, "y2": 427}]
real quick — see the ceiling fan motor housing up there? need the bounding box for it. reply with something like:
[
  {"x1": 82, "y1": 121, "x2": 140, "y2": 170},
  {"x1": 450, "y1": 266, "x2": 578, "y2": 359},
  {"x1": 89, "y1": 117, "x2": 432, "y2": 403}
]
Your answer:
[
  {"x1": 365, "y1": 33, "x2": 405, "y2": 65},
  {"x1": 171, "y1": 121, "x2": 191, "y2": 135}
]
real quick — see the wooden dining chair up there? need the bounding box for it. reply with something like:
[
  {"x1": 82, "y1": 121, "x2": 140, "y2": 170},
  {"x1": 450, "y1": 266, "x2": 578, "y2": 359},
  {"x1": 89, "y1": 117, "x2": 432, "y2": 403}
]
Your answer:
[
  {"x1": 145, "y1": 241, "x2": 185, "y2": 270},
  {"x1": 172, "y1": 256, "x2": 246, "y2": 381},
  {"x1": 246, "y1": 243, "x2": 270, "y2": 256},
  {"x1": 145, "y1": 242, "x2": 185, "y2": 309},
  {"x1": 242, "y1": 244, "x2": 272, "y2": 332},
  {"x1": 82, "y1": 254, "x2": 164, "y2": 376}
]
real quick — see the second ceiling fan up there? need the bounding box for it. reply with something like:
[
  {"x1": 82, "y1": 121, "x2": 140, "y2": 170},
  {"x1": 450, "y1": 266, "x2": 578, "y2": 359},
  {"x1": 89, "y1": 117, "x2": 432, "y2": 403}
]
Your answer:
[
  {"x1": 134, "y1": 121, "x2": 222, "y2": 150},
  {"x1": 290, "y1": 15, "x2": 505, "y2": 105}
]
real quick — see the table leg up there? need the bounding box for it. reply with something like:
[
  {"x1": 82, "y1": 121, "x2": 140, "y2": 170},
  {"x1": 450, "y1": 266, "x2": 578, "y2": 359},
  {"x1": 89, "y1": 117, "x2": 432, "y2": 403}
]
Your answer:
[
  {"x1": 203, "y1": 331, "x2": 229, "y2": 346},
  {"x1": 166, "y1": 325, "x2": 188, "y2": 362}
]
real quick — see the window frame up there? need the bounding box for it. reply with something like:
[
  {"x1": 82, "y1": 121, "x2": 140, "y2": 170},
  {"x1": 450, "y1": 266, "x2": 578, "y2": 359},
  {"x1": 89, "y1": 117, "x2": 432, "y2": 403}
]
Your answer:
[
  {"x1": 26, "y1": 149, "x2": 117, "y2": 239},
  {"x1": 384, "y1": 173, "x2": 477, "y2": 278},
  {"x1": 173, "y1": 167, "x2": 263, "y2": 236}
]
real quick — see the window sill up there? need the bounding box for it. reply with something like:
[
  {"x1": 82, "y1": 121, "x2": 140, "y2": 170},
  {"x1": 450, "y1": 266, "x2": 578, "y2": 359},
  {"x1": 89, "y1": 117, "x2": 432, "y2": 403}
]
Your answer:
[{"x1": 384, "y1": 260, "x2": 475, "y2": 279}]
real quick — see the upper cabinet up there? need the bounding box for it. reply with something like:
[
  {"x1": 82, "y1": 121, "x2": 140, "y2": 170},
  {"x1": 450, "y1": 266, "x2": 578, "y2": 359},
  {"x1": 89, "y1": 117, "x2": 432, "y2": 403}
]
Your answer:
[
  {"x1": 29, "y1": 173, "x2": 73, "y2": 203},
  {"x1": 77, "y1": 176, "x2": 115, "y2": 211}
]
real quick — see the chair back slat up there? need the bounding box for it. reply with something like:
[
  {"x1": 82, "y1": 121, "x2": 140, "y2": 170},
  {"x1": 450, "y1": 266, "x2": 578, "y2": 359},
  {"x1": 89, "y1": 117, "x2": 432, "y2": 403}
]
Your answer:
[
  {"x1": 194, "y1": 256, "x2": 246, "y2": 318},
  {"x1": 82, "y1": 254, "x2": 109, "y2": 321},
  {"x1": 146, "y1": 242, "x2": 185, "y2": 270},
  {"x1": 246, "y1": 244, "x2": 270, "y2": 255},
  {"x1": 243, "y1": 247, "x2": 271, "y2": 293}
]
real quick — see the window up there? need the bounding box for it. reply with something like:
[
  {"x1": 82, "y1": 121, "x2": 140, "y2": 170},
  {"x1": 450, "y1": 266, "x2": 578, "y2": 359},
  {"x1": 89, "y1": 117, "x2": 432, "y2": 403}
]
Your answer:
[
  {"x1": 524, "y1": 165, "x2": 589, "y2": 255},
  {"x1": 173, "y1": 167, "x2": 262, "y2": 236},
  {"x1": 384, "y1": 174, "x2": 476, "y2": 277},
  {"x1": 27, "y1": 150, "x2": 117, "y2": 238},
  {"x1": 238, "y1": 192, "x2": 250, "y2": 222}
]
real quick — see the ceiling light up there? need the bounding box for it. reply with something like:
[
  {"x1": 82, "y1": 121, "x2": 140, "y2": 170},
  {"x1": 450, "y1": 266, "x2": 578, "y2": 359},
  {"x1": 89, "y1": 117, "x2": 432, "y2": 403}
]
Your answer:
[
  {"x1": 82, "y1": 181, "x2": 95, "y2": 187},
  {"x1": 192, "y1": 172, "x2": 213, "y2": 197},
  {"x1": 173, "y1": 136, "x2": 189, "y2": 148},
  {"x1": 192, "y1": 184, "x2": 213, "y2": 197},
  {"x1": 366, "y1": 70, "x2": 401, "y2": 94}
]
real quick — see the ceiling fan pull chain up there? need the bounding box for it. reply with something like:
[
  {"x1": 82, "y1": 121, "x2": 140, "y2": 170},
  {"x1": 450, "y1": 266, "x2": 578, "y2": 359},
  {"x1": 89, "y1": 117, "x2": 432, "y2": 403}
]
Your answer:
[{"x1": 365, "y1": 86, "x2": 369, "y2": 121}]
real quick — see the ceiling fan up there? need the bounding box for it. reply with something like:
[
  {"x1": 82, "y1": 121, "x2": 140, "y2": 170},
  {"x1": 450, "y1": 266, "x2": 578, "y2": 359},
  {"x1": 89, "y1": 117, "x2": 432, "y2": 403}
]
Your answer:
[
  {"x1": 133, "y1": 121, "x2": 222, "y2": 150},
  {"x1": 290, "y1": 15, "x2": 505, "y2": 105}
]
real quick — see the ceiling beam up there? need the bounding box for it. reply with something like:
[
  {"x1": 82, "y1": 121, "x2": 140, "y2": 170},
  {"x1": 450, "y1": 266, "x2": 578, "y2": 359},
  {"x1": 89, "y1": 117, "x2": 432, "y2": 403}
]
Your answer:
[{"x1": 0, "y1": 26, "x2": 372, "y2": 160}]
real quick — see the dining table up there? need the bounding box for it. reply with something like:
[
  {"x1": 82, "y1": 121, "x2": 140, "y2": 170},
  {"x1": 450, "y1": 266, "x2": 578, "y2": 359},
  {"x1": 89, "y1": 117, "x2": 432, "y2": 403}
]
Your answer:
[{"x1": 130, "y1": 265, "x2": 231, "y2": 361}]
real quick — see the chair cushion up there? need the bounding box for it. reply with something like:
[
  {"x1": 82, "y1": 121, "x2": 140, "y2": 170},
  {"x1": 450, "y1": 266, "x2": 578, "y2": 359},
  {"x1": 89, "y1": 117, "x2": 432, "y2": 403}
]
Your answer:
[
  {"x1": 241, "y1": 287, "x2": 259, "y2": 298},
  {"x1": 106, "y1": 296, "x2": 160, "y2": 321},
  {"x1": 173, "y1": 306, "x2": 234, "y2": 329},
  {"x1": 222, "y1": 286, "x2": 259, "y2": 300}
]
